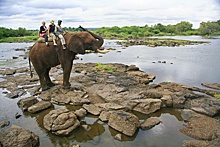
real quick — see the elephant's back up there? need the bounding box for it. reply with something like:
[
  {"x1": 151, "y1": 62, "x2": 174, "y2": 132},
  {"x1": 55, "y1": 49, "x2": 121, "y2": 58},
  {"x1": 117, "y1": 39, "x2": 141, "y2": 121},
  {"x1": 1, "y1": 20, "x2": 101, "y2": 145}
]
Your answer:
[{"x1": 29, "y1": 42, "x2": 59, "y2": 65}]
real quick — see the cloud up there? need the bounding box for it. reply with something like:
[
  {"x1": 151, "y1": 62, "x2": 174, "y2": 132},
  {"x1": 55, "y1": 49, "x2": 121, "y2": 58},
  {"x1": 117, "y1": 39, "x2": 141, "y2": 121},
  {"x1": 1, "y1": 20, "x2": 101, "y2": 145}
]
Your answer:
[{"x1": 0, "y1": 0, "x2": 219, "y2": 29}]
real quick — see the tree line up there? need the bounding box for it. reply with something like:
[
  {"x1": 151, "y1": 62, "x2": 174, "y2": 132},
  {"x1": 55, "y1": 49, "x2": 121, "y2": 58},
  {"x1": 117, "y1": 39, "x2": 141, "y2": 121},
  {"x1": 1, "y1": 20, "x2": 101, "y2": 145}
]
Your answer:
[
  {"x1": 0, "y1": 20, "x2": 220, "y2": 39},
  {"x1": 94, "y1": 20, "x2": 220, "y2": 39}
]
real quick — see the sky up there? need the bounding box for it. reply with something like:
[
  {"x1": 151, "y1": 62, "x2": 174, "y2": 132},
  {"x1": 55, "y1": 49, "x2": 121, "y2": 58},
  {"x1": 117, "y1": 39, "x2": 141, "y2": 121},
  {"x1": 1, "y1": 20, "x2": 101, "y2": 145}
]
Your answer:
[{"x1": 0, "y1": 0, "x2": 220, "y2": 30}]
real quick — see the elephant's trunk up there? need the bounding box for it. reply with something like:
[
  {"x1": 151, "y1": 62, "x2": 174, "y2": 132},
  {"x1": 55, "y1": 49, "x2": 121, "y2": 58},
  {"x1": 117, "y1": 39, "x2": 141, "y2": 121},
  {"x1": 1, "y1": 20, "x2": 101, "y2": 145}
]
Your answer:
[
  {"x1": 89, "y1": 31, "x2": 104, "y2": 48},
  {"x1": 80, "y1": 26, "x2": 104, "y2": 48}
]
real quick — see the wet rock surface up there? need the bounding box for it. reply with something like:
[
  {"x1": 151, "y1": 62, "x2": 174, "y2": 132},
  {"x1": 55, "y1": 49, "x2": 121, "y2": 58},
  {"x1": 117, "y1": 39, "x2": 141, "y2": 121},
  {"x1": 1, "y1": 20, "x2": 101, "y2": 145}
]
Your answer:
[
  {"x1": 0, "y1": 63, "x2": 220, "y2": 145},
  {"x1": 0, "y1": 124, "x2": 39, "y2": 147}
]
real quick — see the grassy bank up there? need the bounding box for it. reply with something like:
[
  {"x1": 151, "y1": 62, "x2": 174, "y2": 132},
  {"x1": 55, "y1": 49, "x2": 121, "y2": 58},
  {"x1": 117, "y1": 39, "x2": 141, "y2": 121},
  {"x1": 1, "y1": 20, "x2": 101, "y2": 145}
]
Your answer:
[{"x1": 0, "y1": 36, "x2": 39, "y2": 43}]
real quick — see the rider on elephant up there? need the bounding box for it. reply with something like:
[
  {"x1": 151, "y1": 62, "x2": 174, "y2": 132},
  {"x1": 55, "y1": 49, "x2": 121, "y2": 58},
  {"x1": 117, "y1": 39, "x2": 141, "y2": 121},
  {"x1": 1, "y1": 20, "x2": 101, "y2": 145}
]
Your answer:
[
  {"x1": 55, "y1": 20, "x2": 66, "y2": 49},
  {"x1": 48, "y1": 20, "x2": 57, "y2": 46}
]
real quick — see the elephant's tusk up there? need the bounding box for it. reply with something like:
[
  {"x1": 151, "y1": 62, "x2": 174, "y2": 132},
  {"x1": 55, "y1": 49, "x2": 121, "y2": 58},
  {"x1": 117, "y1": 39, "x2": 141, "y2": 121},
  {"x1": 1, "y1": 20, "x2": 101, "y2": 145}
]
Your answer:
[{"x1": 97, "y1": 49, "x2": 110, "y2": 54}]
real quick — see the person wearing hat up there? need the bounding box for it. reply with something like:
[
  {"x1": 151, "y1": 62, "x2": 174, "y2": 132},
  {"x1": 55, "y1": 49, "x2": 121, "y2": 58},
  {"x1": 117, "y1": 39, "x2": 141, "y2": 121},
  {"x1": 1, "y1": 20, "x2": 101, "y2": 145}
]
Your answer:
[
  {"x1": 48, "y1": 20, "x2": 57, "y2": 46},
  {"x1": 39, "y1": 21, "x2": 49, "y2": 46},
  {"x1": 55, "y1": 20, "x2": 66, "y2": 49}
]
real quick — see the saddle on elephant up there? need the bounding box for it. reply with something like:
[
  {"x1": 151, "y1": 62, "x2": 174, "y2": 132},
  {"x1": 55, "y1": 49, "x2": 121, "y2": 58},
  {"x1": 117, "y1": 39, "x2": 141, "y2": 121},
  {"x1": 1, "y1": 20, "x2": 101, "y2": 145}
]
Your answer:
[{"x1": 37, "y1": 33, "x2": 67, "y2": 43}]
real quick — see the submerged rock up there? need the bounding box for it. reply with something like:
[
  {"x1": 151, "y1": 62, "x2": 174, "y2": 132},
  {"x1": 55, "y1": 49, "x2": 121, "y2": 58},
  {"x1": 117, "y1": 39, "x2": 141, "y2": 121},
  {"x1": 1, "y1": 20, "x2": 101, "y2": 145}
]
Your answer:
[
  {"x1": 0, "y1": 124, "x2": 39, "y2": 147},
  {"x1": 0, "y1": 120, "x2": 10, "y2": 128},
  {"x1": 43, "y1": 108, "x2": 80, "y2": 135}
]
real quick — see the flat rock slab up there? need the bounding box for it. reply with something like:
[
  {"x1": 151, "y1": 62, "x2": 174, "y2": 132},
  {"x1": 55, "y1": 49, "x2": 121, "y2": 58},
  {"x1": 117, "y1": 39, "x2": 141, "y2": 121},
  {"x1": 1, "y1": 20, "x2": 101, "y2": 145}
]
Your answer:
[
  {"x1": 43, "y1": 108, "x2": 80, "y2": 135},
  {"x1": 201, "y1": 83, "x2": 220, "y2": 90},
  {"x1": 140, "y1": 117, "x2": 161, "y2": 130},
  {"x1": 28, "y1": 101, "x2": 52, "y2": 113},
  {"x1": 0, "y1": 124, "x2": 39, "y2": 147},
  {"x1": 132, "y1": 99, "x2": 162, "y2": 114},
  {"x1": 108, "y1": 110, "x2": 140, "y2": 136},
  {"x1": 99, "y1": 111, "x2": 112, "y2": 122},
  {"x1": 83, "y1": 104, "x2": 103, "y2": 115}
]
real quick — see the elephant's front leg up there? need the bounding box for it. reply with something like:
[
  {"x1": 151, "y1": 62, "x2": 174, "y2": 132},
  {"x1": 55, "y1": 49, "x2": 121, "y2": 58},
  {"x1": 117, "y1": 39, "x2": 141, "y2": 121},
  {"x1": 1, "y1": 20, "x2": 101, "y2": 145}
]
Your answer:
[{"x1": 62, "y1": 61, "x2": 73, "y2": 89}]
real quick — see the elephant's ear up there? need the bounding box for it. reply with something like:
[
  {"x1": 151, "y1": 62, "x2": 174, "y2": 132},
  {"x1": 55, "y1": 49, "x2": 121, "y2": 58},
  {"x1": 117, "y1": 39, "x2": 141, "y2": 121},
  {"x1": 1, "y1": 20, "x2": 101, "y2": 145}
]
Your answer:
[{"x1": 67, "y1": 34, "x2": 85, "y2": 54}]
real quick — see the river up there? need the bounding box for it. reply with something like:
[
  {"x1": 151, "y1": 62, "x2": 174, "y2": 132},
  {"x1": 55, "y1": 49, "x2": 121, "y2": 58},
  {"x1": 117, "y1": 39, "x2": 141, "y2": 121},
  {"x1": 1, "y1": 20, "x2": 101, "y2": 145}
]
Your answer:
[{"x1": 0, "y1": 36, "x2": 219, "y2": 146}]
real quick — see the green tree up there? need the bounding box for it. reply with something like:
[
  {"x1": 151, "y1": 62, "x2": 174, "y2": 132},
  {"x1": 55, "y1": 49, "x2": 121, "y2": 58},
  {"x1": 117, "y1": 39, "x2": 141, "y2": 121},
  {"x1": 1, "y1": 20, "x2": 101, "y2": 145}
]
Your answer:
[
  {"x1": 164, "y1": 24, "x2": 176, "y2": 34},
  {"x1": 154, "y1": 23, "x2": 165, "y2": 32},
  {"x1": 175, "y1": 21, "x2": 193, "y2": 33},
  {"x1": 199, "y1": 21, "x2": 220, "y2": 35}
]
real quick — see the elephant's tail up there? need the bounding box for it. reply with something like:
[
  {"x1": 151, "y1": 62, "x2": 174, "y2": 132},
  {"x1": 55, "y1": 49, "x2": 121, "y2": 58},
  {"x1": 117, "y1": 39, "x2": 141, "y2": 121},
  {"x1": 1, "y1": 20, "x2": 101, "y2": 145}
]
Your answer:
[{"x1": 29, "y1": 57, "x2": 33, "y2": 78}]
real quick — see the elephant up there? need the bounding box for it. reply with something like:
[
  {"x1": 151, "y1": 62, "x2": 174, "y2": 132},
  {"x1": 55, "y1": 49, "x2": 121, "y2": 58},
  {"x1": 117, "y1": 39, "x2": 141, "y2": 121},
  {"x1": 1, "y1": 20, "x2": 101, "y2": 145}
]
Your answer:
[{"x1": 29, "y1": 26, "x2": 107, "y2": 91}]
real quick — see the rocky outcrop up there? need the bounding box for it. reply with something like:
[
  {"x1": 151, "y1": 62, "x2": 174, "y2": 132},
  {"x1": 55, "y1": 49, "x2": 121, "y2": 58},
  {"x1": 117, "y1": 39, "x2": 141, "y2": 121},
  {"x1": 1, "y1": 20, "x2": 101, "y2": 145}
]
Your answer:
[
  {"x1": 0, "y1": 125, "x2": 39, "y2": 147},
  {"x1": 43, "y1": 108, "x2": 80, "y2": 135},
  {"x1": 108, "y1": 110, "x2": 140, "y2": 136},
  {"x1": 1, "y1": 62, "x2": 220, "y2": 145}
]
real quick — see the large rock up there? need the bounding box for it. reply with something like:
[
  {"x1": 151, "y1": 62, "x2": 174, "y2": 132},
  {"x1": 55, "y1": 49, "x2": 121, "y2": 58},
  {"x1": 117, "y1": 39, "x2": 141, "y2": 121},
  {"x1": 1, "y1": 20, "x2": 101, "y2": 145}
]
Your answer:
[
  {"x1": 28, "y1": 101, "x2": 52, "y2": 113},
  {"x1": 0, "y1": 124, "x2": 39, "y2": 147},
  {"x1": 95, "y1": 103, "x2": 125, "y2": 111},
  {"x1": 43, "y1": 108, "x2": 80, "y2": 135},
  {"x1": 108, "y1": 110, "x2": 140, "y2": 136},
  {"x1": 180, "y1": 110, "x2": 220, "y2": 141},
  {"x1": 17, "y1": 97, "x2": 39, "y2": 111},
  {"x1": 132, "y1": 99, "x2": 162, "y2": 114},
  {"x1": 185, "y1": 97, "x2": 220, "y2": 116}
]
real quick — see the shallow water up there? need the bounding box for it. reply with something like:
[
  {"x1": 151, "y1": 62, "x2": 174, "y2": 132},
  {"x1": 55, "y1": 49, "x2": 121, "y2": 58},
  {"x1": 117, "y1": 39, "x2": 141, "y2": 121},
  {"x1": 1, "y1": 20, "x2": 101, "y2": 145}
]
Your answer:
[{"x1": 0, "y1": 36, "x2": 219, "y2": 146}]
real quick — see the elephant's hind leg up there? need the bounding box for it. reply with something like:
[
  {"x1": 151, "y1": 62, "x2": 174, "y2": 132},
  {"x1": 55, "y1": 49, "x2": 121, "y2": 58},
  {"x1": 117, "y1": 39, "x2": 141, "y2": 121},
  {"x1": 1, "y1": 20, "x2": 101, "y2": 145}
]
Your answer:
[
  {"x1": 39, "y1": 72, "x2": 49, "y2": 91},
  {"x1": 45, "y1": 68, "x2": 55, "y2": 87},
  {"x1": 34, "y1": 67, "x2": 49, "y2": 91}
]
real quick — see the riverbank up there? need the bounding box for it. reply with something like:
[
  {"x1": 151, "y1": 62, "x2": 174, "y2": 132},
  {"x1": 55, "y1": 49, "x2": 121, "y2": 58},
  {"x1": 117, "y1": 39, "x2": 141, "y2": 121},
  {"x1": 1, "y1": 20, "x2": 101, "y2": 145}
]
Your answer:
[
  {"x1": 0, "y1": 36, "x2": 38, "y2": 43},
  {"x1": 0, "y1": 34, "x2": 209, "y2": 47}
]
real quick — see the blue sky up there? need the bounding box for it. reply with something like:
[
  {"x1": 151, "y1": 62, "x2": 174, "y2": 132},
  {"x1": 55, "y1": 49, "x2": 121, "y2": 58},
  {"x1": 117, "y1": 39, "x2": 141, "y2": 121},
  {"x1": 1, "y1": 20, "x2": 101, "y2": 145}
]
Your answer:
[{"x1": 0, "y1": 0, "x2": 219, "y2": 29}]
